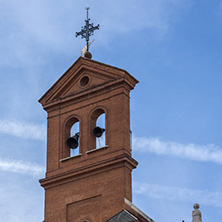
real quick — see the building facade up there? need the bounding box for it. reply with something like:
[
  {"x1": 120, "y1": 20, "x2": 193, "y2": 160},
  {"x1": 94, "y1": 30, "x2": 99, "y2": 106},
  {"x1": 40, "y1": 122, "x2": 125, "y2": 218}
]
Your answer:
[{"x1": 39, "y1": 55, "x2": 154, "y2": 222}]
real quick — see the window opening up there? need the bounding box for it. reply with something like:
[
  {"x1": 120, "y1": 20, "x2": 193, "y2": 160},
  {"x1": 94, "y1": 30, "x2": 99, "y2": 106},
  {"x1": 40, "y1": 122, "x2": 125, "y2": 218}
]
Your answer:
[
  {"x1": 80, "y1": 76, "x2": 89, "y2": 87},
  {"x1": 68, "y1": 121, "x2": 80, "y2": 156},
  {"x1": 95, "y1": 113, "x2": 105, "y2": 148}
]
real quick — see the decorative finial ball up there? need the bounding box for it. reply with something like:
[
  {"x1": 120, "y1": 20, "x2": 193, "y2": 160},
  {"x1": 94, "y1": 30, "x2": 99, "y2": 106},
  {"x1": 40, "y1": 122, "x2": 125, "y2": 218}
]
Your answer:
[
  {"x1": 84, "y1": 51, "x2": 92, "y2": 59},
  {"x1": 193, "y1": 203, "x2": 200, "y2": 210}
]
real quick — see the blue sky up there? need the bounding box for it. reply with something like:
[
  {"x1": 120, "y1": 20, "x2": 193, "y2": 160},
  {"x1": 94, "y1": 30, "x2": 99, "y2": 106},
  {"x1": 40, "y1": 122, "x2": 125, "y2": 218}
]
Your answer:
[{"x1": 0, "y1": 0, "x2": 222, "y2": 221}]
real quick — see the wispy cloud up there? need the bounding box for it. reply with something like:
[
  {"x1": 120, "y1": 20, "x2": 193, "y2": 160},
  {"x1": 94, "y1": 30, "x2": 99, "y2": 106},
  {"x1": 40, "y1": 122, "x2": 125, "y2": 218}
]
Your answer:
[
  {"x1": 0, "y1": 157, "x2": 44, "y2": 177},
  {"x1": 133, "y1": 181, "x2": 222, "y2": 207},
  {"x1": 97, "y1": 0, "x2": 189, "y2": 32},
  {"x1": 0, "y1": 120, "x2": 46, "y2": 140},
  {"x1": 0, "y1": 0, "x2": 191, "y2": 67},
  {"x1": 133, "y1": 136, "x2": 222, "y2": 164}
]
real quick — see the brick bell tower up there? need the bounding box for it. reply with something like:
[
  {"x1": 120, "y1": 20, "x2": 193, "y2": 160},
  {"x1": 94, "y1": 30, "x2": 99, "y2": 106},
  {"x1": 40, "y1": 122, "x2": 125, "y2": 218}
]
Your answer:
[
  {"x1": 39, "y1": 9, "x2": 154, "y2": 222},
  {"x1": 39, "y1": 54, "x2": 140, "y2": 221}
]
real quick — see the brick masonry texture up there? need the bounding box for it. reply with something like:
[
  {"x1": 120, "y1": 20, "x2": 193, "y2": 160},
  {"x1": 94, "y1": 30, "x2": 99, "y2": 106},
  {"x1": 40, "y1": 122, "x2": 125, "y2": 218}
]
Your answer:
[{"x1": 39, "y1": 57, "x2": 139, "y2": 222}]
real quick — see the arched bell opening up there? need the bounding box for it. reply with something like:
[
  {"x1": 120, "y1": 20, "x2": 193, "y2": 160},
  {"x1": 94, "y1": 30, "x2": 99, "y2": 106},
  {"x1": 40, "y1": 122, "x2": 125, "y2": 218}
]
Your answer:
[
  {"x1": 95, "y1": 113, "x2": 105, "y2": 148},
  {"x1": 64, "y1": 117, "x2": 80, "y2": 158},
  {"x1": 90, "y1": 108, "x2": 106, "y2": 150},
  {"x1": 69, "y1": 122, "x2": 80, "y2": 156}
]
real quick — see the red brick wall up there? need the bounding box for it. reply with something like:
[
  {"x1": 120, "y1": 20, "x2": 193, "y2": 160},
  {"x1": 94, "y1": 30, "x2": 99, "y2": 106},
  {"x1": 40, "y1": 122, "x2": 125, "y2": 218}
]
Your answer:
[{"x1": 40, "y1": 58, "x2": 138, "y2": 222}]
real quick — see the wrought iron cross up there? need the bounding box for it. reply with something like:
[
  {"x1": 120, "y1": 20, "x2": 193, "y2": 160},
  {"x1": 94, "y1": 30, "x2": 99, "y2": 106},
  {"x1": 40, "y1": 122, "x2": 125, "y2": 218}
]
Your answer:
[{"x1": 76, "y1": 7, "x2": 100, "y2": 52}]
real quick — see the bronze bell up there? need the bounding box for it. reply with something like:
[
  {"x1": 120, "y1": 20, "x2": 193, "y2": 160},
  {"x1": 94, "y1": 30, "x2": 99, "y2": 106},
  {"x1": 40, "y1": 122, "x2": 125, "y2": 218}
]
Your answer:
[
  {"x1": 93, "y1": 127, "x2": 105, "y2": 138},
  {"x1": 66, "y1": 133, "x2": 79, "y2": 149}
]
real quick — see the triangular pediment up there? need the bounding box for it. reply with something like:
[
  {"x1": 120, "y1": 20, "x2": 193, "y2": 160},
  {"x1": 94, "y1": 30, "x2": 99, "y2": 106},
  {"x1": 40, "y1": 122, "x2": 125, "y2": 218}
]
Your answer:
[
  {"x1": 39, "y1": 57, "x2": 138, "y2": 107},
  {"x1": 49, "y1": 66, "x2": 117, "y2": 101}
]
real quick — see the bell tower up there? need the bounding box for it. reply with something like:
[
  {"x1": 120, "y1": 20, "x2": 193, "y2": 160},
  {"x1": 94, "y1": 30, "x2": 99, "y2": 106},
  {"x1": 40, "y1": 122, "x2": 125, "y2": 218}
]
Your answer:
[
  {"x1": 39, "y1": 55, "x2": 149, "y2": 222},
  {"x1": 39, "y1": 8, "x2": 154, "y2": 222}
]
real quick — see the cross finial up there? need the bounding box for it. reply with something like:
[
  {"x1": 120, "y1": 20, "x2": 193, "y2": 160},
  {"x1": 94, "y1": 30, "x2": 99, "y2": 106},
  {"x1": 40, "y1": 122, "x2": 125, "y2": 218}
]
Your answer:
[{"x1": 76, "y1": 7, "x2": 100, "y2": 53}]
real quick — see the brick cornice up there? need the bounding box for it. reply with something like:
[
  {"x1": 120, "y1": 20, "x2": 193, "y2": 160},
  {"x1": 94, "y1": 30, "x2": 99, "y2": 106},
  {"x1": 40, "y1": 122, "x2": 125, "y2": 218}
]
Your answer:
[
  {"x1": 39, "y1": 153, "x2": 138, "y2": 189},
  {"x1": 42, "y1": 78, "x2": 132, "y2": 112}
]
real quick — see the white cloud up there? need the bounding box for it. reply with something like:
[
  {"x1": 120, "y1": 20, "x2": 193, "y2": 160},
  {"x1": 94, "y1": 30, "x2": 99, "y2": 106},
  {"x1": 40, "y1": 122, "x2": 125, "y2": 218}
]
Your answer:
[
  {"x1": 97, "y1": 0, "x2": 187, "y2": 31},
  {"x1": 133, "y1": 181, "x2": 222, "y2": 207},
  {"x1": 0, "y1": 0, "x2": 191, "y2": 67},
  {"x1": 0, "y1": 120, "x2": 46, "y2": 140},
  {"x1": 133, "y1": 136, "x2": 222, "y2": 164},
  {"x1": 90, "y1": 0, "x2": 192, "y2": 46},
  {"x1": 0, "y1": 157, "x2": 44, "y2": 177}
]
